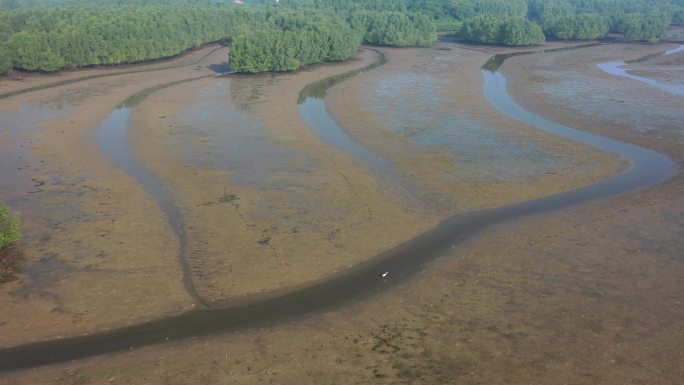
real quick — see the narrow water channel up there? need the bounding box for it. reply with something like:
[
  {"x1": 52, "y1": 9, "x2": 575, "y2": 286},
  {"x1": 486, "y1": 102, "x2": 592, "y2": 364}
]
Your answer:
[
  {"x1": 298, "y1": 50, "x2": 425, "y2": 206},
  {"x1": 96, "y1": 75, "x2": 213, "y2": 309},
  {"x1": 597, "y1": 44, "x2": 684, "y2": 97},
  {"x1": 96, "y1": 107, "x2": 206, "y2": 308},
  {"x1": 0, "y1": 44, "x2": 675, "y2": 372}
]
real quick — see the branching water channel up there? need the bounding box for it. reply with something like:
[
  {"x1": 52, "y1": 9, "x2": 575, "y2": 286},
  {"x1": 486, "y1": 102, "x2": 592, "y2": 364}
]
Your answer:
[
  {"x1": 597, "y1": 44, "x2": 684, "y2": 97},
  {"x1": 0, "y1": 44, "x2": 675, "y2": 371}
]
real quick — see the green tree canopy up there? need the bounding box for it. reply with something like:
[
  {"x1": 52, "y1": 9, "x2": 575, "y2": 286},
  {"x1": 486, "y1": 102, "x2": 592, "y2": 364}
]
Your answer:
[
  {"x1": 543, "y1": 13, "x2": 610, "y2": 39},
  {"x1": 461, "y1": 15, "x2": 544, "y2": 45},
  {"x1": 623, "y1": 12, "x2": 670, "y2": 41}
]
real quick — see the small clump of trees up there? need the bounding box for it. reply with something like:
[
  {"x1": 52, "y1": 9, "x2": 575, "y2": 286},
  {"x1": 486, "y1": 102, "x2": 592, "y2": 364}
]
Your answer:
[
  {"x1": 461, "y1": 15, "x2": 545, "y2": 46},
  {"x1": 543, "y1": 14, "x2": 610, "y2": 40},
  {"x1": 622, "y1": 12, "x2": 670, "y2": 42},
  {"x1": 229, "y1": 14, "x2": 361, "y2": 73},
  {"x1": 0, "y1": 202, "x2": 20, "y2": 250},
  {"x1": 350, "y1": 10, "x2": 437, "y2": 47}
]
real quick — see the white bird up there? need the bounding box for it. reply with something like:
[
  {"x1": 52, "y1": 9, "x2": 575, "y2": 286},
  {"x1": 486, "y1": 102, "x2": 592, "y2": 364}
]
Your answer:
[{"x1": 379, "y1": 271, "x2": 389, "y2": 278}]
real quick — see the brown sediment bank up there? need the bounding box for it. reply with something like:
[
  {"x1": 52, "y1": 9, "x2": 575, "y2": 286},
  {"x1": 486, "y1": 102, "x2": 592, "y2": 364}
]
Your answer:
[
  {"x1": 624, "y1": 47, "x2": 684, "y2": 83},
  {"x1": 1, "y1": 40, "x2": 682, "y2": 384},
  {"x1": 503, "y1": 41, "x2": 684, "y2": 160},
  {"x1": 0, "y1": 44, "x2": 227, "y2": 99}
]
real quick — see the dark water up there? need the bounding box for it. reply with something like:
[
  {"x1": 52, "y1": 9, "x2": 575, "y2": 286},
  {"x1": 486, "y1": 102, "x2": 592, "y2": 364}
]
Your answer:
[{"x1": 0, "y1": 45, "x2": 675, "y2": 372}]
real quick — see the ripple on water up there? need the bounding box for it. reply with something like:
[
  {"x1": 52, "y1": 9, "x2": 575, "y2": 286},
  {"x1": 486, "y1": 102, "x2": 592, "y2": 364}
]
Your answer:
[{"x1": 367, "y1": 73, "x2": 556, "y2": 181}]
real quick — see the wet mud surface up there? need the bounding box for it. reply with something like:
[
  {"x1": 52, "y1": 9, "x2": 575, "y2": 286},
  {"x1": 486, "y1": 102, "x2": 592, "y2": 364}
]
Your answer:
[
  {"x1": 125, "y1": 50, "x2": 433, "y2": 303},
  {"x1": 0, "y1": 46, "x2": 229, "y2": 347},
  {"x1": 327, "y1": 45, "x2": 623, "y2": 214},
  {"x1": 1, "y1": 38, "x2": 682, "y2": 384}
]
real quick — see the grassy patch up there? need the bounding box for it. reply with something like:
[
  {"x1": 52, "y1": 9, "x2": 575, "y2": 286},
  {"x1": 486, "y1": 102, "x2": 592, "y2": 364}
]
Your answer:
[
  {"x1": 0, "y1": 202, "x2": 20, "y2": 249},
  {"x1": 0, "y1": 202, "x2": 21, "y2": 282}
]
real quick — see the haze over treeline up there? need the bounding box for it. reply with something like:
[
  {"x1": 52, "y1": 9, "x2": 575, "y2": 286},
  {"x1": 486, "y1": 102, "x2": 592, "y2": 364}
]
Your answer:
[{"x1": 0, "y1": 0, "x2": 682, "y2": 74}]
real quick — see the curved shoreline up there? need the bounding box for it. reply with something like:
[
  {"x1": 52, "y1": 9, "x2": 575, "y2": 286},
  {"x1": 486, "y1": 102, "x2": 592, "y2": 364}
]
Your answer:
[
  {"x1": 97, "y1": 74, "x2": 219, "y2": 308},
  {"x1": 0, "y1": 44, "x2": 675, "y2": 372},
  {"x1": 0, "y1": 45, "x2": 225, "y2": 101},
  {"x1": 298, "y1": 49, "x2": 427, "y2": 208},
  {"x1": 597, "y1": 44, "x2": 684, "y2": 97}
]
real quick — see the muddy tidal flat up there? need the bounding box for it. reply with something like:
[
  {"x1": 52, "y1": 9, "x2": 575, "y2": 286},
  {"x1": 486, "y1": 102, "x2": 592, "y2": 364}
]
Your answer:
[{"x1": 0, "y1": 37, "x2": 683, "y2": 384}]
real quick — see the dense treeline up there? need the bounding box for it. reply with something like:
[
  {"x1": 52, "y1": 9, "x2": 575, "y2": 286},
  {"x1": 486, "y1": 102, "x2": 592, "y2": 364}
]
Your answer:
[
  {"x1": 1, "y1": 0, "x2": 683, "y2": 75},
  {"x1": 0, "y1": 0, "x2": 236, "y2": 9},
  {"x1": 461, "y1": 15, "x2": 545, "y2": 45},
  {"x1": 529, "y1": 0, "x2": 676, "y2": 41},
  {"x1": 229, "y1": 8, "x2": 436, "y2": 72},
  {"x1": 1, "y1": 5, "x2": 257, "y2": 72},
  {"x1": 0, "y1": 1, "x2": 436, "y2": 73}
]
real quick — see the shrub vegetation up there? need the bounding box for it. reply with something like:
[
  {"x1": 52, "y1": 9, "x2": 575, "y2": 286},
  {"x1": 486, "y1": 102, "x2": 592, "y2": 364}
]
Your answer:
[{"x1": 0, "y1": 202, "x2": 20, "y2": 250}]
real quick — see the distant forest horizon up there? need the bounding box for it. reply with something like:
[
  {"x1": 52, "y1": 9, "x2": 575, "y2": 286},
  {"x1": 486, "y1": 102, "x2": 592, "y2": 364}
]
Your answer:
[{"x1": 0, "y1": 0, "x2": 682, "y2": 73}]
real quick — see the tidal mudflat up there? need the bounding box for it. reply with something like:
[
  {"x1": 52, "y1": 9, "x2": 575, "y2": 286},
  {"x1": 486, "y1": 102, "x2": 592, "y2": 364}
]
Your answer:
[
  {"x1": 327, "y1": 44, "x2": 623, "y2": 214},
  {"x1": 0, "y1": 46, "x2": 229, "y2": 347},
  {"x1": 1, "y1": 39, "x2": 682, "y2": 384}
]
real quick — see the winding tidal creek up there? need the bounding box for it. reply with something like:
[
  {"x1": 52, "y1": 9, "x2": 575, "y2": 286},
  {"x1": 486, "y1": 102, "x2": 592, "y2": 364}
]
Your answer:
[{"x1": 0, "y1": 45, "x2": 675, "y2": 372}]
